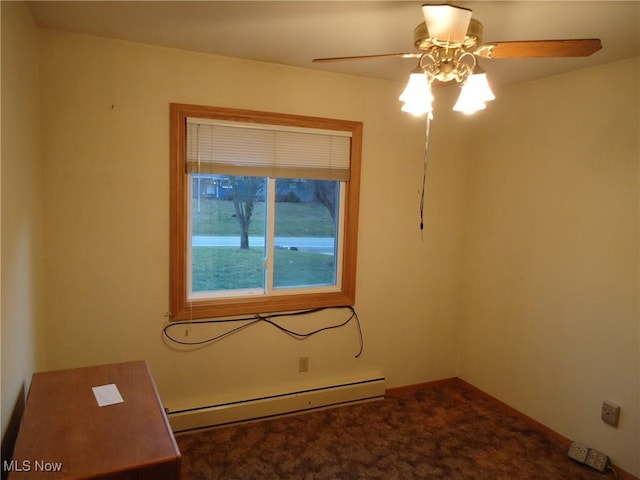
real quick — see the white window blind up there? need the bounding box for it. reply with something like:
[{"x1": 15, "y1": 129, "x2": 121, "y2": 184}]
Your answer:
[{"x1": 186, "y1": 118, "x2": 352, "y2": 181}]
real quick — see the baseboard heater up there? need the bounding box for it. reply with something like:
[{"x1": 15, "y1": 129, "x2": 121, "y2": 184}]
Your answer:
[{"x1": 168, "y1": 376, "x2": 386, "y2": 433}]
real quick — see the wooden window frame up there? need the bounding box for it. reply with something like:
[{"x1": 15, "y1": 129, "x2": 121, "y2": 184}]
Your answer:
[{"x1": 169, "y1": 103, "x2": 362, "y2": 320}]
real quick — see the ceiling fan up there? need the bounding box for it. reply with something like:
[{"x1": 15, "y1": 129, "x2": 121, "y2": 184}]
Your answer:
[{"x1": 313, "y1": 3, "x2": 602, "y2": 115}]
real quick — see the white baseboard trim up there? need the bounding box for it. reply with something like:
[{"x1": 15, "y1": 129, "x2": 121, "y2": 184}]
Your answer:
[{"x1": 168, "y1": 377, "x2": 386, "y2": 433}]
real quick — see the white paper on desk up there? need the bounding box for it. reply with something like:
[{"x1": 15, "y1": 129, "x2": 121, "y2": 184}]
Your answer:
[{"x1": 92, "y1": 383, "x2": 124, "y2": 407}]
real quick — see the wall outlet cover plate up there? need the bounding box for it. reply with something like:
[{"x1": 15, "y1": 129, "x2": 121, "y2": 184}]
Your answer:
[{"x1": 601, "y1": 401, "x2": 621, "y2": 428}]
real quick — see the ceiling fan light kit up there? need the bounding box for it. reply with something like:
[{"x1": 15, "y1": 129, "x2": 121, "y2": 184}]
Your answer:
[
  {"x1": 313, "y1": 2, "x2": 602, "y2": 118},
  {"x1": 311, "y1": 2, "x2": 603, "y2": 230},
  {"x1": 400, "y1": 4, "x2": 494, "y2": 117}
]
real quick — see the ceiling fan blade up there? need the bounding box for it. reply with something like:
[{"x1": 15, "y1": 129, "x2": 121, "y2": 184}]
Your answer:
[
  {"x1": 312, "y1": 53, "x2": 422, "y2": 63},
  {"x1": 422, "y1": 4, "x2": 472, "y2": 44},
  {"x1": 475, "y1": 39, "x2": 602, "y2": 59}
]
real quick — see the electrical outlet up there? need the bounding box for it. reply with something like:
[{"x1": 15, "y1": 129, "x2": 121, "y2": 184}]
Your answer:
[
  {"x1": 601, "y1": 401, "x2": 620, "y2": 428},
  {"x1": 298, "y1": 356, "x2": 309, "y2": 372},
  {"x1": 568, "y1": 441, "x2": 609, "y2": 473},
  {"x1": 585, "y1": 449, "x2": 609, "y2": 472},
  {"x1": 568, "y1": 442, "x2": 589, "y2": 463}
]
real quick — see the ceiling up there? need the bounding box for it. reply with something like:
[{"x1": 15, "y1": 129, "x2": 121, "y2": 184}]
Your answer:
[{"x1": 28, "y1": 1, "x2": 640, "y2": 88}]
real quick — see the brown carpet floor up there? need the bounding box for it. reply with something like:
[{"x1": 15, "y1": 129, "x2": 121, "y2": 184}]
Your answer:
[{"x1": 176, "y1": 379, "x2": 616, "y2": 479}]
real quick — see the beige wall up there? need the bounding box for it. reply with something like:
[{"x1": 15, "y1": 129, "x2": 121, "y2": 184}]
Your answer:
[
  {"x1": 0, "y1": 1, "x2": 45, "y2": 441},
  {"x1": 458, "y1": 57, "x2": 639, "y2": 475},
  {"x1": 2, "y1": 6, "x2": 638, "y2": 476},
  {"x1": 38, "y1": 29, "x2": 463, "y2": 410}
]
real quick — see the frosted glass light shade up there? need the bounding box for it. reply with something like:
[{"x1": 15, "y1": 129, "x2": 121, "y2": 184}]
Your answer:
[
  {"x1": 399, "y1": 72, "x2": 433, "y2": 103},
  {"x1": 399, "y1": 72, "x2": 433, "y2": 116},
  {"x1": 453, "y1": 85, "x2": 486, "y2": 115},
  {"x1": 401, "y1": 101, "x2": 432, "y2": 117},
  {"x1": 464, "y1": 72, "x2": 495, "y2": 102},
  {"x1": 422, "y1": 4, "x2": 472, "y2": 44},
  {"x1": 453, "y1": 72, "x2": 495, "y2": 115}
]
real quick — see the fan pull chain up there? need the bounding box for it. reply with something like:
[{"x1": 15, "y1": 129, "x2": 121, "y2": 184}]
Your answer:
[{"x1": 419, "y1": 113, "x2": 433, "y2": 236}]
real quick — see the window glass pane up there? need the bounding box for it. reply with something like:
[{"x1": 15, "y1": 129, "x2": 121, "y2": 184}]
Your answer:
[
  {"x1": 171, "y1": 104, "x2": 361, "y2": 320},
  {"x1": 273, "y1": 179, "x2": 339, "y2": 289},
  {"x1": 190, "y1": 174, "x2": 266, "y2": 293}
]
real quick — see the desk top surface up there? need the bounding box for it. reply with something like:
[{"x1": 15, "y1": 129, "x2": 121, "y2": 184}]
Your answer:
[{"x1": 9, "y1": 360, "x2": 181, "y2": 479}]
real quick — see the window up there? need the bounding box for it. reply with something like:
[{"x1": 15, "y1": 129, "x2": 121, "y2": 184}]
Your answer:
[{"x1": 170, "y1": 104, "x2": 362, "y2": 320}]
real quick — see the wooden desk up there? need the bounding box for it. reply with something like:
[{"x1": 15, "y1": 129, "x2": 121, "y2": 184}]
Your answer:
[{"x1": 8, "y1": 361, "x2": 181, "y2": 480}]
